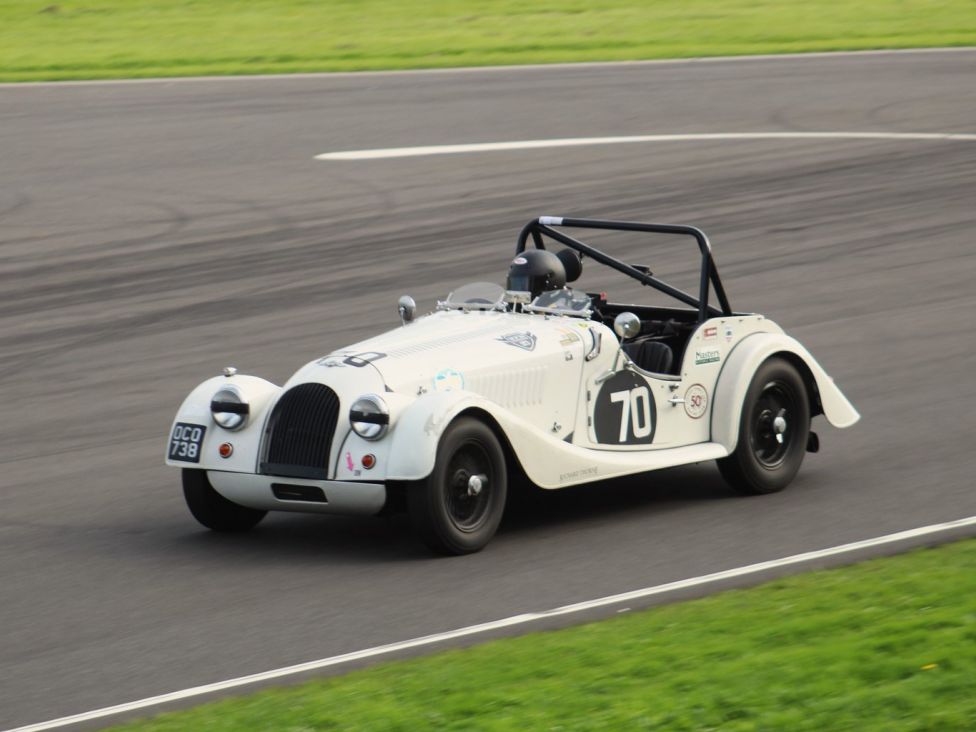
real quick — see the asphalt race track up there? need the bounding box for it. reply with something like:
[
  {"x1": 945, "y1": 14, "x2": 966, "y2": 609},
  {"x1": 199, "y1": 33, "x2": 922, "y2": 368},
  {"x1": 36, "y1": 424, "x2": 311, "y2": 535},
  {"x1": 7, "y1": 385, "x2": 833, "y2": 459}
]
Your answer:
[{"x1": 2, "y1": 50, "x2": 975, "y2": 729}]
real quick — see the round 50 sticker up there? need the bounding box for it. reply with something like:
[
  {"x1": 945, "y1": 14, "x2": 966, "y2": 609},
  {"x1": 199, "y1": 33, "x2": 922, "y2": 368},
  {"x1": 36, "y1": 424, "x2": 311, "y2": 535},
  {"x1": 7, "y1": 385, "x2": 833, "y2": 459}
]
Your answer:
[{"x1": 684, "y1": 384, "x2": 708, "y2": 419}]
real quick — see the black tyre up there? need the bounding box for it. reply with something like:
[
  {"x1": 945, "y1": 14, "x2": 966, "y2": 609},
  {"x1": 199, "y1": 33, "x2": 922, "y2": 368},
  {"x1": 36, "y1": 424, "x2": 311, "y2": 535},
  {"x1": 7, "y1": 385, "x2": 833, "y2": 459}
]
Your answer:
[
  {"x1": 717, "y1": 357, "x2": 811, "y2": 495},
  {"x1": 407, "y1": 417, "x2": 508, "y2": 555},
  {"x1": 182, "y1": 468, "x2": 267, "y2": 532}
]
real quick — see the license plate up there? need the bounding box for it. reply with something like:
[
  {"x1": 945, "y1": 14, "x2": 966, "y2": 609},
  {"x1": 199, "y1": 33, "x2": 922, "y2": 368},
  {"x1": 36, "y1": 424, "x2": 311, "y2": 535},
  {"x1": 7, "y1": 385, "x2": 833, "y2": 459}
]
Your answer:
[{"x1": 168, "y1": 422, "x2": 206, "y2": 463}]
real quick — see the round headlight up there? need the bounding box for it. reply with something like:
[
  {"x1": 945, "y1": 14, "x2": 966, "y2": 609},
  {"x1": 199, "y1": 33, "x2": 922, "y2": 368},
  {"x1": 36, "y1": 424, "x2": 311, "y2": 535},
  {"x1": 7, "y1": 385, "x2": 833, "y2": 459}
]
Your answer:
[
  {"x1": 349, "y1": 395, "x2": 389, "y2": 440},
  {"x1": 210, "y1": 386, "x2": 249, "y2": 431}
]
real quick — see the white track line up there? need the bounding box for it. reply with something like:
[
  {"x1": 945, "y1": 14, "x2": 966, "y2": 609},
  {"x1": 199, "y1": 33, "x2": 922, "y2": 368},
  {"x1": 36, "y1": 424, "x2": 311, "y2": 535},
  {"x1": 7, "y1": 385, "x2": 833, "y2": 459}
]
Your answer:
[
  {"x1": 2, "y1": 47, "x2": 974, "y2": 88},
  {"x1": 315, "y1": 131, "x2": 976, "y2": 160},
  {"x1": 8, "y1": 514, "x2": 976, "y2": 732}
]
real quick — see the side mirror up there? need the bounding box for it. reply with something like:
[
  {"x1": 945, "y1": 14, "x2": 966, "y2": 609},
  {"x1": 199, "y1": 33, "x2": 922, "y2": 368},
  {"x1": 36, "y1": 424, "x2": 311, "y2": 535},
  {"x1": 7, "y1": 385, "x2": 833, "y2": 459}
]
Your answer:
[
  {"x1": 398, "y1": 295, "x2": 417, "y2": 325},
  {"x1": 613, "y1": 312, "x2": 641, "y2": 341},
  {"x1": 595, "y1": 312, "x2": 642, "y2": 385}
]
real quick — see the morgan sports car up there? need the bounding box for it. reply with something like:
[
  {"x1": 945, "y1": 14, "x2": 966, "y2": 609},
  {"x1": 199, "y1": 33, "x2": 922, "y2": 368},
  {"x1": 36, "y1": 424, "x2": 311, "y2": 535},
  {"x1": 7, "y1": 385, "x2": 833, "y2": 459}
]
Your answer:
[{"x1": 166, "y1": 217, "x2": 859, "y2": 554}]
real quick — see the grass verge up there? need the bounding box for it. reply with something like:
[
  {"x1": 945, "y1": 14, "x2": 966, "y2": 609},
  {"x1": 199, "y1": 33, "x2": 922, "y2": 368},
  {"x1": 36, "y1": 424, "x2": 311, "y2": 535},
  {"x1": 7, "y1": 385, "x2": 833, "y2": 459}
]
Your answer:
[
  {"x1": 111, "y1": 539, "x2": 976, "y2": 731},
  {"x1": 1, "y1": 0, "x2": 975, "y2": 82}
]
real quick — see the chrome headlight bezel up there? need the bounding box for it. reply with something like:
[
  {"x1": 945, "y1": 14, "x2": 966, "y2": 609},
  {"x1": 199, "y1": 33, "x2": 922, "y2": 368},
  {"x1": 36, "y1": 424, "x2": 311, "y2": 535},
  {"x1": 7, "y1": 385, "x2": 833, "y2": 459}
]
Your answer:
[
  {"x1": 349, "y1": 394, "x2": 390, "y2": 440},
  {"x1": 210, "y1": 385, "x2": 249, "y2": 431}
]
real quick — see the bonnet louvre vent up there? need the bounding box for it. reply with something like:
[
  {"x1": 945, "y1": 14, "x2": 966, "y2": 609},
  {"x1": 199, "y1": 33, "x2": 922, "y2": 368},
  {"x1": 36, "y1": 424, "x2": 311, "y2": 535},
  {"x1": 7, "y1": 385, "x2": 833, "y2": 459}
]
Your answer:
[{"x1": 261, "y1": 383, "x2": 340, "y2": 480}]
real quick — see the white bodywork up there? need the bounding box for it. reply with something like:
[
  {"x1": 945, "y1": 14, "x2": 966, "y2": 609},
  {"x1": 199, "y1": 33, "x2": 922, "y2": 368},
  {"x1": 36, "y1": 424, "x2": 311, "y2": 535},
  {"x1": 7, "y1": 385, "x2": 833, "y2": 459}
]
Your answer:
[{"x1": 166, "y1": 303, "x2": 858, "y2": 515}]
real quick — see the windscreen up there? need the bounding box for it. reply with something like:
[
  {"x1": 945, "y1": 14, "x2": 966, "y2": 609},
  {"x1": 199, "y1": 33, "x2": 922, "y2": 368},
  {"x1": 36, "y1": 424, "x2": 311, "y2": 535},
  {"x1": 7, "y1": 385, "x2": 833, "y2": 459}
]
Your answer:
[
  {"x1": 527, "y1": 288, "x2": 593, "y2": 316},
  {"x1": 444, "y1": 282, "x2": 506, "y2": 309}
]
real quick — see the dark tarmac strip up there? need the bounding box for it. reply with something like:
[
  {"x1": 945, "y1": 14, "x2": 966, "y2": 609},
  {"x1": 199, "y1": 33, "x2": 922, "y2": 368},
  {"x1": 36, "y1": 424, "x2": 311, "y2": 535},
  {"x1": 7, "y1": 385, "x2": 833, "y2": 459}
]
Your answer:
[{"x1": 1, "y1": 49, "x2": 975, "y2": 730}]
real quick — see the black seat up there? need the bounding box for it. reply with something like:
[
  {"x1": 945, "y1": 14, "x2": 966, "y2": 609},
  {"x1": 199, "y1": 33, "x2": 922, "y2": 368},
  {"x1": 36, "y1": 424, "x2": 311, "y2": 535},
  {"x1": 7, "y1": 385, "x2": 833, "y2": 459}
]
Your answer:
[{"x1": 622, "y1": 338, "x2": 674, "y2": 374}]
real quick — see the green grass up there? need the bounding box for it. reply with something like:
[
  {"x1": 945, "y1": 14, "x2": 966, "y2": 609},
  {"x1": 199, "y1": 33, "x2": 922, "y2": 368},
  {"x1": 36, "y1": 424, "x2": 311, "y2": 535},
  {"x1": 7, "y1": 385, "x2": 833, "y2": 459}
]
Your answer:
[
  {"x1": 112, "y1": 539, "x2": 976, "y2": 731},
  {"x1": 1, "y1": 0, "x2": 975, "y2": 82}
]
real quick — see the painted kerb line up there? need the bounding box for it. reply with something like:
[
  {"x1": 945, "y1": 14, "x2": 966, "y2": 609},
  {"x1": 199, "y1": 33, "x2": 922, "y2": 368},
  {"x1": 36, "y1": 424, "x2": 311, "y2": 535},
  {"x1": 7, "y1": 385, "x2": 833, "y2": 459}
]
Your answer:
[
  {"x1": 315, "y1": 131, "x2": 976, "y2": 160},
  {"x1": 8, "y1": 514, "x2": 976, "y2": 732}
]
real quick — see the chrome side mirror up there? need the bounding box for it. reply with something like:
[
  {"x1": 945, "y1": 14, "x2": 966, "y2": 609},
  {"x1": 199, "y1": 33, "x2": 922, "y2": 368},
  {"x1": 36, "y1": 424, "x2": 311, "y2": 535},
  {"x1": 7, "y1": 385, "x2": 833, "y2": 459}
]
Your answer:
[
  {"x1": 596, "y1": 312, "x2": 642, "y2": 384},
  {"x1": 613, "y1": 312, "x2": 641, "y2": 341},
  {"x1": 398, "y1": 295, "x2": 417, "y2": 325}
]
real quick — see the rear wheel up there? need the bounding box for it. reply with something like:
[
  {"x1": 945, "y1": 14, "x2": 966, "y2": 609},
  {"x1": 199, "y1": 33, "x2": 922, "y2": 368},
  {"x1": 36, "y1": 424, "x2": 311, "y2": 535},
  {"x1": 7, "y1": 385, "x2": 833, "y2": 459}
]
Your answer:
[
  {"x1": 182, "y1": 468, "x2": 266, "y2": 532},
  {"x1": 408, "y1": 417, "x2": 507, "y2": 555},
  {"x1": 717, "y1": 358, "x2": 810, "y2": 495}
]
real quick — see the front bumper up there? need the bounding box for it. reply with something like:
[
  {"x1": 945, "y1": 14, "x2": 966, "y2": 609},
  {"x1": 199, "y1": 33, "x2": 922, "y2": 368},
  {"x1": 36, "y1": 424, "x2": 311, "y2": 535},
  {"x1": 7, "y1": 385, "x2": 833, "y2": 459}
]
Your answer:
[{"x1": 207, "y1": 471, "x2": 386, "y2": 515}]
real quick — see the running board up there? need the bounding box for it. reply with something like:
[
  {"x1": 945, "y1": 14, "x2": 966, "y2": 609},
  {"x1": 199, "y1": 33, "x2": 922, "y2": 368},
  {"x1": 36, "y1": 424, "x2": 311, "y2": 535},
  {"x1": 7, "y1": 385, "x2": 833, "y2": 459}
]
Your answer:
[{"x1": 523, "y1": 440, "x2": 730, "y2": 490}]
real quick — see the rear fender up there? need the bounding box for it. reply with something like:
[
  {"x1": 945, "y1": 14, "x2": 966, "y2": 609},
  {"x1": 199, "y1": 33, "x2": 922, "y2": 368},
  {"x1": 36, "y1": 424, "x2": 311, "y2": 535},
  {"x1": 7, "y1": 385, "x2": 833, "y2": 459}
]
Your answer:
[{"x1": 711, "y1": 333, "x2": 859, "y2": 452}]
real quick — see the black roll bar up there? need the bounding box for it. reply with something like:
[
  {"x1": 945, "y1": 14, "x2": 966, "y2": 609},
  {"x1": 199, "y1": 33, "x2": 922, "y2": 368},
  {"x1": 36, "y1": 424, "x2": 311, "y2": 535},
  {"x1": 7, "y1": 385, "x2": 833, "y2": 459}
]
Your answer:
[{"x1": 516, "y1": 216, "x2": 733, "y2": 322}]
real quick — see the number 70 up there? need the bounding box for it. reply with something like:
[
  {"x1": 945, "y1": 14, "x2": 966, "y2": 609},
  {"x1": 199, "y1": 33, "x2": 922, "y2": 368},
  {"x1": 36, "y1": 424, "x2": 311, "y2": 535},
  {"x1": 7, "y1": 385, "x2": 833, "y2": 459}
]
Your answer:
[{"x1": 610, "y1": 387, "x2": 653, "y2": 442}]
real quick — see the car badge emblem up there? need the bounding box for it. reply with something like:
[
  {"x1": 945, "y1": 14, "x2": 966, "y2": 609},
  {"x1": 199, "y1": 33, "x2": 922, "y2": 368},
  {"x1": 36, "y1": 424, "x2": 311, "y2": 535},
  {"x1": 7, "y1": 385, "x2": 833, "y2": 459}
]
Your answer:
[{"x1": 498, "y1": 332, "x2": 537, "y2": 351}]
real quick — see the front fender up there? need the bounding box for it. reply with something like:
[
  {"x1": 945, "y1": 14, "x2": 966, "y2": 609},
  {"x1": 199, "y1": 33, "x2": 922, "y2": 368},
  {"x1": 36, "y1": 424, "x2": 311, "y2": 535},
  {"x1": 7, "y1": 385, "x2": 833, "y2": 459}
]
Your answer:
[
  {"x1": 165, "y1": 374, "x2": 281, "y2": 472},
  {"x1": 382, "y1": 389, "x2": 570, "y2": 483},
  {"x1": 383, "y1": 389, "x2": 655, "y2": 489},
  {"x1": 711, "y1": 333, "x2": 860, "y2": 452},
  {"x1": 384, "y1": 390, "x2": 490, "y2": 481}
]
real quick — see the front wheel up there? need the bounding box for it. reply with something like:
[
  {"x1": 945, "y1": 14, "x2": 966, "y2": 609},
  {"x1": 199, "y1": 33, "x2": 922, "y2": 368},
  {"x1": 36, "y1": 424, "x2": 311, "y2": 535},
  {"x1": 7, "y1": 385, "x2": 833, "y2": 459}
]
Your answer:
[
  {"x1": 182, "y1": 469, "x2": 267, "y2": 532},
  {"x1": 407, "y1": 417, "x2": 508, "y2": 555},
  {"x1": 717, "y1": 357, "x2": 811, "y2": 495}
]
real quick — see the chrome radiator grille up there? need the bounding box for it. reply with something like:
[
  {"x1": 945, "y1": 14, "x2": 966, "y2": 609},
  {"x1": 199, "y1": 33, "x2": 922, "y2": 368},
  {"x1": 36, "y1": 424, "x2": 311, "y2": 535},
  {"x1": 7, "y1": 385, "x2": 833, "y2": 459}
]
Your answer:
[{"x1": 261, "y1": 383, "x2": 340, "y2": 480}]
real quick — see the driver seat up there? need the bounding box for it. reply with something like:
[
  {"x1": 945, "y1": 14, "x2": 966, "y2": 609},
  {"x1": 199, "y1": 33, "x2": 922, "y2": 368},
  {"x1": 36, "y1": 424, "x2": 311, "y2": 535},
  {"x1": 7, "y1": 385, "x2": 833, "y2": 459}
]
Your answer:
[{"x1": 622, "y1": 338, "x2": 674, "y2": 374}]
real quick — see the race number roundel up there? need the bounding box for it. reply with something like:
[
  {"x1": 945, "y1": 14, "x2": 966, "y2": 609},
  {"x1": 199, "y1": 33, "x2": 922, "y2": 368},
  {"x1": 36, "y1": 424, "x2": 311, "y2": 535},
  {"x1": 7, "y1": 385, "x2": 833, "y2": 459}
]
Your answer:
[{"x1": 594, "y1": 371, "x2": 656, "y2": 445}]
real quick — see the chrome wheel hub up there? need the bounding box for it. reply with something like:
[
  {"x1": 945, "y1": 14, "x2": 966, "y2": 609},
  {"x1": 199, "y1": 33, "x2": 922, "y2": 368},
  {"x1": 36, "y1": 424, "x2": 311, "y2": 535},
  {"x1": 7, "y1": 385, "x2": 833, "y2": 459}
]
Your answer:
[
  {"x1": 751, "y1": 382, "x2": 798, "y2": 468},
  {"x1": 773, "y1": 411, "x2": 788, "y2": 444},
  {"x1": 467, "y1": 473, "x2": 486, "y2": 497}
]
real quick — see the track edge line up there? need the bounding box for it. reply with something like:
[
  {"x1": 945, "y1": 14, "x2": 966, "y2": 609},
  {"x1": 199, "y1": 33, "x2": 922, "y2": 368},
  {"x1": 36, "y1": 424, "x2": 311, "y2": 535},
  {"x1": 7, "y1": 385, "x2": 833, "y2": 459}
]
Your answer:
[
  {"x1": 1, "y1": 47, "x2": 974, "y2": 89},
  {"x1": 7, "y1": 514, "x2": 976, "y2": 732}
]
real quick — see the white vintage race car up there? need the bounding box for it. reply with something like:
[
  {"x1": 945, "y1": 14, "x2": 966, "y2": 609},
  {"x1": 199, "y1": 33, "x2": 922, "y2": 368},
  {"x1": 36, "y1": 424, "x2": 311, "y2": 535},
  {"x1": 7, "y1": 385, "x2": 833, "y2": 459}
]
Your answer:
[{"x1": 166, "y1": 217, "x2": 859, "y2": 554}]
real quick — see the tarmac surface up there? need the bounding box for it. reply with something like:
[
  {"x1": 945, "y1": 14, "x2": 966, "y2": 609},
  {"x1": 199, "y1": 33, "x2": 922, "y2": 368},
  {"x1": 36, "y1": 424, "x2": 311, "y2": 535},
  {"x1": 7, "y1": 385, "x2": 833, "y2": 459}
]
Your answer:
[{"x1": 2, "y1": 49, "x2": 975, "y2": 729}]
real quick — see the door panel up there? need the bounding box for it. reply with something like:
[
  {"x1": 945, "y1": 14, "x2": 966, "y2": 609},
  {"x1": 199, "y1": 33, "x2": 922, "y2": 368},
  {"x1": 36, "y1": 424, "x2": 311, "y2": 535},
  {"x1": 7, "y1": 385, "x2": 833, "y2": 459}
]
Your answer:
[{"x1": 588, "y1": 369, "x2": 688, "y2": 449}]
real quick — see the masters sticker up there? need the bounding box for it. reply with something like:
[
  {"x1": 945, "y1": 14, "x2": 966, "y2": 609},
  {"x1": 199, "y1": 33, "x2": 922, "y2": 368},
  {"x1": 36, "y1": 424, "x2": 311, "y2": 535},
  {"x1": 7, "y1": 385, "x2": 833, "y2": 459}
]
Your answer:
[
  {"x1": 684, "y1": 384, "x2": 708, "y2": 419},
  {"x1": 694, "y1": 349, "x2": 721, "y2": 365}
]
